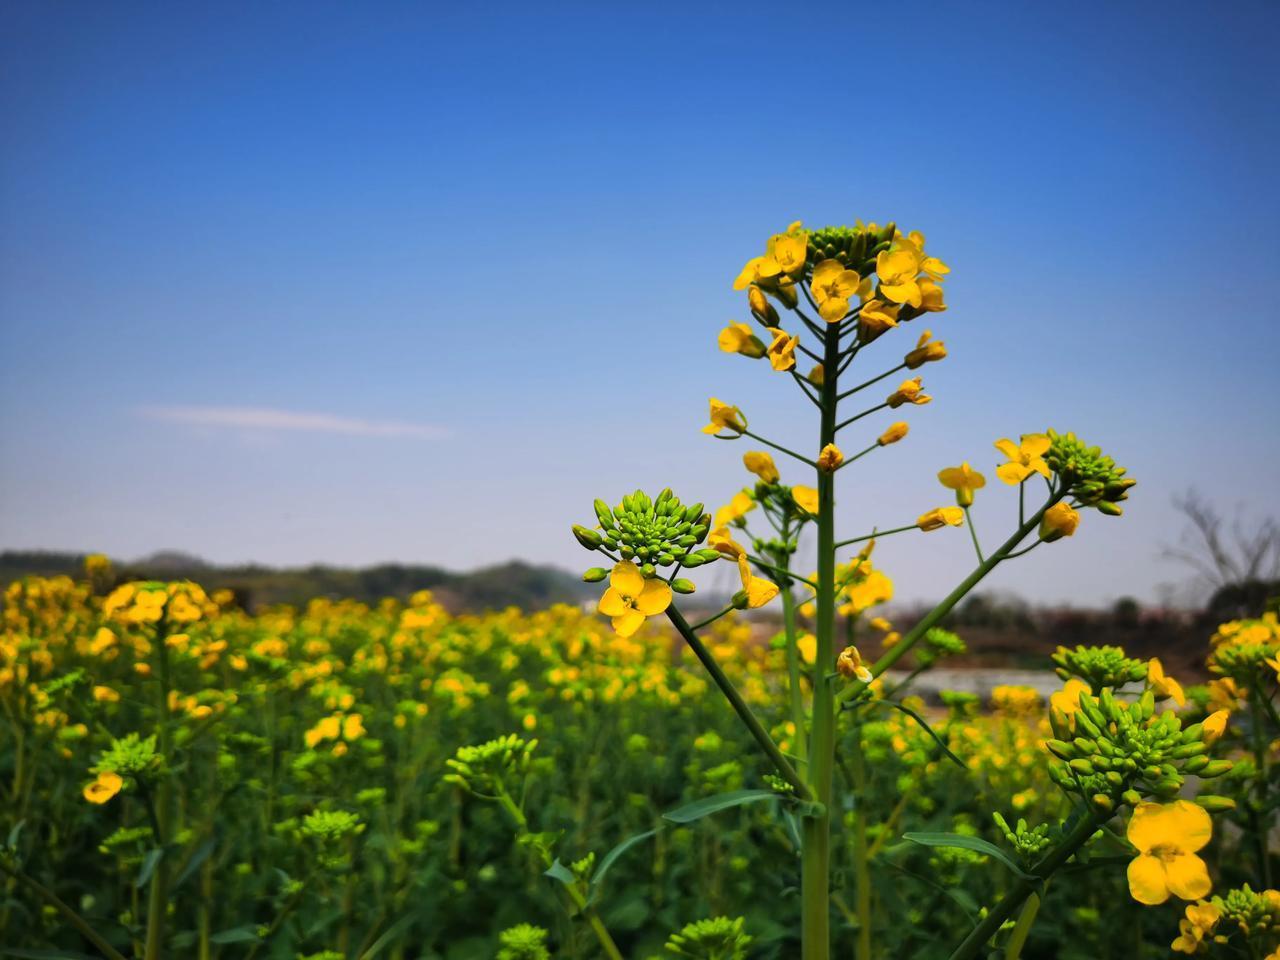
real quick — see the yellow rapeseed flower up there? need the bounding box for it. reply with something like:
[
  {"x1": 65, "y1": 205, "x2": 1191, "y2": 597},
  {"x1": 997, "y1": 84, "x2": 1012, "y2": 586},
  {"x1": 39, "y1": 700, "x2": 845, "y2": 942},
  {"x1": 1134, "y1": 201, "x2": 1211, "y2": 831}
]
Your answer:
[
  {"x1": 84, "y1": 771, "x2": 123, "y2": 804},
  {"x1": 994, "y1": 434, "x2": 1051, "y2": 484},
  {"x1": 597, "y1": 561, "x2": 672, "y2": 638},
  {"x1": 1147, "y1": 658, "x2": 1186, "y2": 706},
  {"x1": 836, "y1": 645, "x2": 873, "y2": 682},
  {"x1": 875, "y1": 247, "x2": 923, "y2": 307},
  {"x1": 1171, "y1": 901, "x2": 1221, "y2": 955},
  {"x1": 718, "y1": 322, "x2": 766, "y2": 359},
  {"x1": 904, "y1": 330, "x2": 947, "y2": 369},
  {"x1": 937, "y1": 462, "x2": 986, "y2": 507},
  {"x1": 811, "y1": 259, "x2": 864, "y2": 322},
  {"x1": 708, "y1": 528, "x2": 778, "y2": 608},
  {"x1": 743, "y1": 451, "x2": 779, "y2": 483},
  {"x1": 1050, "y1": 678, "x2": 1090, "y2": 718},
  {"x1": 859, "y1": 299, "x2": 900, "y2": 341},
  {"x1": 917, "y1": 507, "x2": 964, "y2": 532},
  {"x1": 713, "y1": 490, "x2": 756, "y2": 528},
  {"x1": 1202, "y1": 709, "x2": 1229, "y2": 745},
  {"x1": 703, "y1": 398, "x2": 746, "y2": 435},
  {"x1": 887, "y1": 377, "x2": 931, "y2": 408},
  {"x1": 766, "y1": 327, "x2": 799, "y2": 371},
  {"x1": 1126, "y1": 801, "x2": 1213, "y2": 905},
  {"x1": 792, "y1": 485, "x2": 819, "y2": 515}
]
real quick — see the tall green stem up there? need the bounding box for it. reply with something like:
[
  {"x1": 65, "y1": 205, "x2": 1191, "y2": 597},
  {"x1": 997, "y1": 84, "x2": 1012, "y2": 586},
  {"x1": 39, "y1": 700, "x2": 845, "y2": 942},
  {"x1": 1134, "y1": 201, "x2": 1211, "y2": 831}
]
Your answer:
[
  {"x1": 145, "y1": 615, "x2": 172, "y2": 960},
  {"x1": 665, "y1": 606, "x2": 810, "y2": 799},
  {"x1": 948, "y1": 812, "x2": 1102, "y2": 960},
  {"x1": 849, "y1": 720, "x2": 872, "y2": 960},
  {"x1": 781, "y1": 587, "x2": 808, "y2": 772},
  {"x1": 801, "y1": 319, "x2": 841, "y2": 960}
]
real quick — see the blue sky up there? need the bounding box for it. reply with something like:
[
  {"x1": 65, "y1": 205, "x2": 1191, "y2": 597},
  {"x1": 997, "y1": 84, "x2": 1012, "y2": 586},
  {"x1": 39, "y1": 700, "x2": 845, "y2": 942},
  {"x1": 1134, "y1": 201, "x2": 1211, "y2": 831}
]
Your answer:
[{"x1": 2, "y1": 1, "x2": 1277, "y2": 607}]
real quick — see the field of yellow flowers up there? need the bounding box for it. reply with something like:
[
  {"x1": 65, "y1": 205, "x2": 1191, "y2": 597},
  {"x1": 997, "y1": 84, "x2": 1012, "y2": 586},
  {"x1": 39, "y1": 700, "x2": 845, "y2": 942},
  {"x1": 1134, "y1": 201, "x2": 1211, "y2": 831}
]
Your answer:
[{"x1": 1, "y1": 559, "x2": 1276, "y2": 959}]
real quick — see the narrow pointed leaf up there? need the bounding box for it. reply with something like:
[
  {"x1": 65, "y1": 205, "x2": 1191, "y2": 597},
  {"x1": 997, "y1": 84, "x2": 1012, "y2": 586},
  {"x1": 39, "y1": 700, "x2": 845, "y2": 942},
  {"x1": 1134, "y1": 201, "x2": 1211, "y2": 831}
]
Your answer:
[
  {"x1": 902, "y1": 832, "x2": 1035, "y2": 880},
  {"x1": 588, "y1": 828, "x2": 657, "y2": 904},
  {"x1": 663, "y1": 789, "x2": 777, "y2": 824}
]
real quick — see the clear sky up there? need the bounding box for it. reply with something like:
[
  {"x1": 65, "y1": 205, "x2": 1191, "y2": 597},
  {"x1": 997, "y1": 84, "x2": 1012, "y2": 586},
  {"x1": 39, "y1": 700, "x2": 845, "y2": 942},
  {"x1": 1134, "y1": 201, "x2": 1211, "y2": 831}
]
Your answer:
[{"x1": 2, "y1": 1, "x2": 1278, "y2": 607}]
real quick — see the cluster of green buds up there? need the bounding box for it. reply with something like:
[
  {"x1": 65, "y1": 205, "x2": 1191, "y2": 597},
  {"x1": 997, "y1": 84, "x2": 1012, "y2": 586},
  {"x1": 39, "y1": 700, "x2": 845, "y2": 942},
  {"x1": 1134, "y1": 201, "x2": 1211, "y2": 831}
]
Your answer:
[
  {"x1": 1208, "y1": 613, "x2": 1280, "y2": 681},
  {"x1": 1045, "y1": 688, "x2": 1233, "y2": 812},
  {"x1": 95, "y1": 732, "x2": 163, "y2": 781},
  {"x1": 915, "y1": 627, "x2": 967, "y2": 668},
  {"x1": 664, "y1": 916, "x2": 753, "y2": 960},
  {"x1": 298, "y1": 809, "x2": 365, "y2": 870},
  {"x1": 496, "y1": 924, "x2": 552, "y2": 960},
  {"x1": 805, "y1": 223, "x2": 896, "y2": 278},
  {"x1": 1207, "y1": 885, "x2": 1280, "y2": 948},
  {"x1": 992, "y1": 812, "x2": 1054, "y2": 865},
  {"x1": 1045, "y1": 430, "x2": 1136, "y2": 515},
  {"x1": 444, "y1": 734, "x2": 537, "y2": 796},
  {"x1": 573, "y1": 489, "x2": 715, "y2": 578},
  {"x1": 1052, "y1": 644, "x2": 1147, "y2": 692}
]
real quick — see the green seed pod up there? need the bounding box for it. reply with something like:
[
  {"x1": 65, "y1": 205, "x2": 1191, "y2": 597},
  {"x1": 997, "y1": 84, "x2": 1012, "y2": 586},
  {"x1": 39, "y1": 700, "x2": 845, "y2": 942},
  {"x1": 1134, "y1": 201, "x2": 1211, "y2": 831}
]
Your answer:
[
  {"x1": 1194, "y1": 795, "x2": 1236, "y2": 812},
  {"x1": 671, "y1": 578, "x2": 696, "y2": 595},
  {"x1": 582, "y1": 567, "x2": 609, "y2": 583},
  {"x1": 572, "y1": 525, "x2": 603, "y2": 550}
]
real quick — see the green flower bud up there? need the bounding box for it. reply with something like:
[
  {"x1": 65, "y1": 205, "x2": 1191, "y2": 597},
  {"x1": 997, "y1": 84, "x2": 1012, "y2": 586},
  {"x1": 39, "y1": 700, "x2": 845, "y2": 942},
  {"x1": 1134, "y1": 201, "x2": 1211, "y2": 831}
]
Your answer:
[
  {"x1": 730, "y1": 590, "x2": 750, "y2": 610},
  {"x1": 671, "y1": 579, "x2": 696, "y2": 594},
  {"x1": 1194, "y1": 795, "x2": 1236, "y2": 812},
  {"x1": 1121, "y1": 789, "x2": 1143, "y2": 807},
  {"x1": 1198, "y1": 760, "x2": 1233, "y2": 778},
  {"x1": 1091, "y1": 794, "x2": 1114, "y2": 812},
  {"x1": 572, "y1": 525, "x2": 603, "y2": 550},
  {"x1": 582, "y1": 567, "x2": 608, "y2": 583}
]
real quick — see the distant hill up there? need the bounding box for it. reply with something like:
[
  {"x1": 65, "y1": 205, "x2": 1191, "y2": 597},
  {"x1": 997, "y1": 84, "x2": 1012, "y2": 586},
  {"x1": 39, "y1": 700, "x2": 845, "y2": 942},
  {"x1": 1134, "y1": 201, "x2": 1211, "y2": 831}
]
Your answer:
[{"x1": 0, "y1": 550, "x2": 594, "y2": 613}]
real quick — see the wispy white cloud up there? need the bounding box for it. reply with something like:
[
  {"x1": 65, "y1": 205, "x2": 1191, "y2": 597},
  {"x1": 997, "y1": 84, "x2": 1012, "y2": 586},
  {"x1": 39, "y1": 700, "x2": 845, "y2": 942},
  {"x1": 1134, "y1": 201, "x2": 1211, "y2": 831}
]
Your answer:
[{"x1": 137, "y1": 405, "x2": 447, "y2": 439}]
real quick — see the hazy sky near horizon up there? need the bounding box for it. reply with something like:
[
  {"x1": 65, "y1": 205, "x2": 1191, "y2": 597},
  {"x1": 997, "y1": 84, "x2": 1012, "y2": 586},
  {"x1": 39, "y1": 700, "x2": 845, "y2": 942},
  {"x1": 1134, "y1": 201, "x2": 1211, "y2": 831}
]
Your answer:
[{"x1": 2, "y1": 2, "x2": 1278, "y2": 607}]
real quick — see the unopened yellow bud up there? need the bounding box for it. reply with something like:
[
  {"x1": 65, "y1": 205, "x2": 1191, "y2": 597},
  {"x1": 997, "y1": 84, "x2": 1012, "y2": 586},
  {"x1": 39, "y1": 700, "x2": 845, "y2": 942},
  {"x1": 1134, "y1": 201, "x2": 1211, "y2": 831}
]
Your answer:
[
  {"x1": 836, "y1": 645, "x2": 873, "y2": 682},
  {"x1": 817, "y1": 444, "x2": 844, "y2": 473},
  {"x1": 904, "y1": 330, "x2": 947, "y2": 369},
  {"x1": 1039, "y1": 502, "x2": 1080, "y2": 542},
  {"x1": 747, "y1": 286, "x2": 779, "y2": 326},
  {"x1": 917, "y1": 507, "x2": 964, "y2": 532},
  {"x1": 878, "y1": 422, "x2": 908, "y2": 446},
  {"x1": 743, "y1": 451, "x2": 780, "y2": 483}
]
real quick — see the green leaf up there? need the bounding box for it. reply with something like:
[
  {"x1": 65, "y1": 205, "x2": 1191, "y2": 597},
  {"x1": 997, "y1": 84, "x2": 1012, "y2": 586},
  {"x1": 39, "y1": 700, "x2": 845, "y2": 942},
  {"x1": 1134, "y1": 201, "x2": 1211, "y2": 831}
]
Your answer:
[
  {"x1": 172, "y1": 836, "x2": 216, "y2": 890},
  {"x1": 901, "y1": 832, "x2": 1035, "y2": 880},
  {"x1": 6, "y1": 820, "x2": 25, "y2": 851},
  {"x1": 1, "y1": 950, "x2": 104, "y2": 960},
  {"x1": 873, "y1": 700, "x2": 966, "y2": 769},
  {"x1": 662, "y1": 789, "x2": 777, "y2": 824},
  {"x1": 134, "y1": 847, "x2": 164, "y2": 889},
  {"x1": 544, "y1": 858, "x2": 577, "y2": 887},
  {"x1": 588, "y1": 828, "x2": 657, "y2": 904},
  {"x1": 210, "y1": 925, "x2": 261, "y2": 945}
]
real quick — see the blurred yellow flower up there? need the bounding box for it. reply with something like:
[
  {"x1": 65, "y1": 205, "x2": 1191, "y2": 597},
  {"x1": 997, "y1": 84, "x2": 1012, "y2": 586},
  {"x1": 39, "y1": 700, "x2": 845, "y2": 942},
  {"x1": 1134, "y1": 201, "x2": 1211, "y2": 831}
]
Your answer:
[
  {"x1": 837, "y1": 645, "x2": 873, "y2": 682},
  {"x1": 743, "y1": 451, "x2": 779, "y2": 483},
  {"x1": 84, "y1": 771, "x2": 123, "y2": 804},
  {"x1": 714, "y1": 490, "x2": 756, "y2": 528},
  {"x1": 792, "y1": 485, "x2": 819, "y2": 515},
  {"x1": 917, "y1": 507, "x2": 964, "y2": 531},
  {"x1": 1147, "y1": 658, "x2": 1186, "y2": 706},
  {"x1": 703, "y1": 398, "x2": 746, "y2": 435},
  {"x1": 937, "y1": 462, "x2": 986, "y2": 507}
]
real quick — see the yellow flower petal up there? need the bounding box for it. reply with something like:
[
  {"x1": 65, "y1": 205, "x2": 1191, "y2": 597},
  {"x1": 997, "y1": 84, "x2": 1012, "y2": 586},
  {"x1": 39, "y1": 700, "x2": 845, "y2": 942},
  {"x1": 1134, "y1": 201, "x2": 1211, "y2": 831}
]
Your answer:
[
  {"x1": 634, "y1": 578, "x2": 672, "y2": 616},
  {"x1": 1164, "y1": 854, "x2": 1212, "y2": 901},
  {"x1": 1127, "y1": 853, "x2": 1170, "y2": 905},
  {"x1": 609, "y1": 561, "x2": 644, "y2": 597},
  {"x1": 611, "y1": 609, "x2": 646, "y2": 637}
]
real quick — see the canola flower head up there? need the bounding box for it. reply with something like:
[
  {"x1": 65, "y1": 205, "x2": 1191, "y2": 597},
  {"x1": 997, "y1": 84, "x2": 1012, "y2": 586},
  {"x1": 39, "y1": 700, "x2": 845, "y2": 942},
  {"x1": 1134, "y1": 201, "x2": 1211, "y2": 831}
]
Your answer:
[
  {"x1": 444, "y1": 734, "x2": 537, "y2": 794},
  {"x1": 497, "y1": 924, "x2": 552, "y2": 960},
  {"x1": 992, "y1": 811, "x2": 1054, "y2": 865},
  {"x1": 1044, "y1": 429, "x2": 1135, "y2": 514},
  {"x1": 1052, "y1": 644, "x2": 1147, "y2": 691},
  {"x1": 1208, "y1": 612, "x2": 1280, "y2": 681},
  {"x1": 1043, "y1": 685, "x2": 1232, "y2": 809},
  {"x1": 579, "y1": 488, "x2": 711, "y2": 575},
  {"x1": 1184, "y1": 885, "x2": 1280, "y2": 955},
  {"x1": 598, "y1": 561, "x2": 673, "y2": 637},
  {"x1": 665, "y1": 915, "x2": 753, "y2": 960}
]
